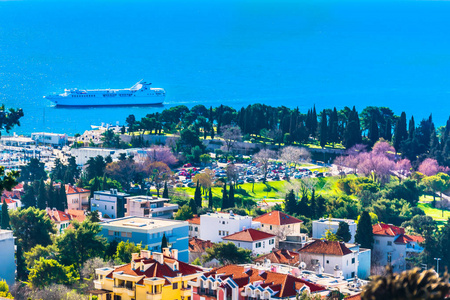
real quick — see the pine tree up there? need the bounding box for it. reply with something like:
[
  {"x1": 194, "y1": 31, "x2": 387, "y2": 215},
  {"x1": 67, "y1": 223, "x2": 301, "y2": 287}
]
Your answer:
[
  {"x1": 1, "y1": 200, "x2": 10, "y2": 229},
  {"x1": 336, "y1": 221, "x2": 351, "y2": 243},
  {"x1": 16, "y1": 244, "x2": 27, "y2": 281},
  {"x1": 189, "y1": 198, "x2": 197, "y2": 215},
  {"x1": 162, "y1": 182, "x2": 169, "y2": 199},
  {"x1": 208, "y1": 188, "x2": 213, "y2": 208},
  {"x1": 320, "y1": 109, "x2": 328, "y2": 148},
  {"x1": 284, "y1": 189, "x2": 297, "y2": 215},
  {"x1": 194, "y1": 181, "x2": 202, "y2": 208},
  {"x1": 228, "y1": 183, "x2": 235, "y2": 208},
  {"x1": 37, "y1": 179, "x2": 48, "y2": 210},
  {"x1": 221, "y1": 184, "x2": 228, "y2": 210},
  {"x1": 161, "y1": 233, "x2": 168, "y2": 250},
  {"x1": 355, "y1": 211, "x2": 374, "y2": 249}
]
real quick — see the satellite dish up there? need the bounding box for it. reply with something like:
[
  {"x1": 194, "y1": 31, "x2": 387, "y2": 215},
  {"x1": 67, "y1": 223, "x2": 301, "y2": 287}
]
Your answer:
[{"x1": 300, "y1": 262, "x2": 307, "y2": 269}]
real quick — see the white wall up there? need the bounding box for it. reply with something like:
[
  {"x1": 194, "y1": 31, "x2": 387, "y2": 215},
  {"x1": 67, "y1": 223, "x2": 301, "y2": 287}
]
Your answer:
[
  {"x1": 312, "y1": 219, "x2": 357, "y2": 243},
  {"x1": 188, "y1": 224, "x2": 200, "y2": 238},
  {"x1": 0, "y1": 230, "x2": 15, "y2": 287},
  {"x1": 260, "y1": 222, "x2": 302, "y2": 240},
  {"x1": 91, "y1": 194, "x2": 118, "y2": 219},
  {"x1": 299, "y1": 252, "x2": 359, "y2": 279},
  {"x1": 199, "y1": 213, "x2": 259, "y2": 243},
  {"x1": 225, "y1": 237, "x2": 276, "y2": 255}
]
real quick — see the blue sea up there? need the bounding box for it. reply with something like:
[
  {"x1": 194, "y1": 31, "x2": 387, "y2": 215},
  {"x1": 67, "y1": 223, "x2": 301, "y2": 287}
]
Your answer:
[{"x1": 1, "y1": 0, "x2": 450, "y2": 135}]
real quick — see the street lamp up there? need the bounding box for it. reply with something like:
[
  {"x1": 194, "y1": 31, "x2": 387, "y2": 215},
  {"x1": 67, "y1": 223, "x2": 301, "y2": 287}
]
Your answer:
[{"x1": 434, "y1": 258, "x2": 441, "y2": 274}]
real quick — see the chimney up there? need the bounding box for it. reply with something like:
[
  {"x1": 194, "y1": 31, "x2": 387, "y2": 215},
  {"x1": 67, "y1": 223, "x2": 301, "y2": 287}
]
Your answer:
[
  {"x1": 171, "y1": 249, "x2": 178, "y2": 260},
  {"x1": 163, "y1": 247, "x2": 171, "y2": 257},
  {"x1": 153, "y1": 252, "x2": 164, "y2": 264},
  {"x1": 140, "y1": 250, "x2": 151, "y2": 259},
  {"x1": 131, "y1": 253, "x2": 140, "y2": 261}
]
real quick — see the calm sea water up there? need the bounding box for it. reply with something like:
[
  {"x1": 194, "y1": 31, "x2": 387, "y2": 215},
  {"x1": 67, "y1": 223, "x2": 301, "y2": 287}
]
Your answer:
[{"x1": 1, "y1": 0, "x2": 450, "y2": 135}]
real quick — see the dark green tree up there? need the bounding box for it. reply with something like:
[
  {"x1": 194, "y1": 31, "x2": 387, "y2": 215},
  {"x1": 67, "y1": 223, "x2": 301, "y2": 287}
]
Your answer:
[
  {"x1": 229, "y1": 183, "x2": 235, "y2": 208},
  {"x1": 393, "y1": 112, "x2": 408, "y2": 151},
  {"x1": 343, "y1": 106, "x2": 362, "y2": 148},
  {"x1": 320, "y1": 109, "x2": 328, "y2": 148},
  {"x1": 355, "y1": 211, "x2": 374, "y2": 249},
  {"x1": 208, "y1": 188, "x2": 213, "y2": 208},
  {"x1": 189, "y1": 198, "x2": 198, "y2": 215},
  {"x1": 162, "y1": 181, "x2": 169, "y2": 198},
  {"x1": 57, "y1": 183, "x2": 67, "y2": 211},
  {"x1": 16, "y1": 243, "x2": 27, "y2": 281},
  {"x1": 1, "y1": 200, "x2": 10, "y2": 229},
  {"x1": 36, "y1": 178, "x2": 48, "y2": 210},
  {"x1": 204, "y1": 242, "x2": 252, "y2": 265},
  {"x1": 18, "y1": 158, "x2": 47, "y2": 182},
  {"x1": 284, "y1": 189, "x2": 297, "y2": 215},
  {"x1": 336, "y1": 221, "x2": 351, "y2": 243},
  {"x1": 369, "y1": 115, "x2": 379, "y2": 145},
  {"x1": 194, "y1": 181, "x2": 202, "y2": 207},
  {"x1": 21, "y1": 182, "x2": 36, "y2": 208},
  {"x1": 221, "y1": 184, "x2": 228, "y2": 210},
  {"x1": 161, "y1": 233, "x2": 168, "y2": 250}
]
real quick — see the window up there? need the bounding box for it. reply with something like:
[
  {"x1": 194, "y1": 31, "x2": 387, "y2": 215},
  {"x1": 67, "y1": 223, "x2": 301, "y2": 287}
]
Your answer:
[
  {"x1": 114, "y1": 231, "x2": 120, "y2": 237},
  {"x1": 194, "y1": 227, "x2": 198, "y2": 232},
  {"x1": 387, "y1": 253, "x2": 392, "y2": 264},
  {"x1": 352, "y1": 258, "x2": 355, "y2": 264},
  {"x1": 270, "y1": 225, "x2": 272, "y2": 230},
  {"x1": 375, "y1": 240, "x2": 380, "y2": 244},
  {"x1": 127, "y1": 232, "x2": 132, "y2": 238},
  {"x1": 218, "y1": 231, "x2": 221, "y2": 236},
  {"x1": 105, "y1": 205, "x2": 107, "y2": 210},
  {"x1": 387, "y1": 241, "x2": 392, "y2": 246},
  {"x1": 173, "y1": 282, "x2": 178, "y2": 290},
  {"x1": 351, "y1": 272, "x2": 355, "y2": 278}
]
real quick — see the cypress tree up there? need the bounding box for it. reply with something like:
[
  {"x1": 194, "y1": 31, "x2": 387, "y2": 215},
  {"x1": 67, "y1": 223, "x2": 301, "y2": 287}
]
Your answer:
[
  {"x1": 331, "y1": 107, "x2": 339, "y2": 145},
  {"x1": 161, "y1": 233, "x2": 168, "y2": 250},
  {"x1": 336, "y1": 221, "x2": 352, "y2": 243},
  {"x1": 369, "y1": 115, "x2": 379, "y2": 145},
  {"x1": 344, "y1": 106, "x2": 361, "y2": 148},
  {"x1": 189, "y1": 198, "x2": 198, "y2": 215},
  {"x1": 21, "y1": 183, "x2": 36, "y2": 208},
  {"x1": 16, "y1": 244, "x2": 27, "y2": 281},
  {"x1": 385, "y1": 118, "x2": 392, "y2": 141},
  {"x1": 58, "y1": 184, "x2": 67, "y2": 211},
  {"x1": 310, "y1": 188, "x2": 317, "y2": 219},
  {"x1": 162, "y1": 182, "x2": 169, "y2": 199},
  {"x1": 1, "y1": 200, "x2": 10, "y2": 229},
  {"x1": 194, "y1": 181, "x2": 202, "y2": 208},
  {"x1": 228, "y1": 183, "x2": 235, "y2": 208},
  {"x1": 408, "y1": 116, "x2": 415, "y2": 140},
  {"x1": 221, "y1": 184, "x2": 228, "y2": 210},
  {"x1": 355, "y1": 211, "x2": 374, "y2": 249},
  {"x1": 284, "y1": 189, "x2": 297, "y2": 215},
  {"x1": 320, "y1": 109, "x2": 328, "y2": 148},
  {"x1": 393, "y1": 111, "x2": 407, "y2": 151},
  {"x1": 208, "y1": 188, "x2": 213, "y2": 208},
  {"x1": 47, "y1": 180, "x2": 55, "y2": 209},
  {"x1": 37, "y1": 178, "x2": 47, "y2": 210}
]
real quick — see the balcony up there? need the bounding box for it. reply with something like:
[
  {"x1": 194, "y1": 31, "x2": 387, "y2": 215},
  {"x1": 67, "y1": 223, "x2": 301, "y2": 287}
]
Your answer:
[
  {"x1": 198, "y1": 288, "x2": 217, "y2": 297},
  {"x1": 93, "y1": 280, "x2": 102, "y2": 290},
  {"x1": 180, "y1": 287, "x2": 191, "y2": 297},
  {"x1": 147, "y1": 291, "x2": 163, "y2": 300},
  {"x1": 113, "y1": 284, "x2": 134, "y2": 296}
]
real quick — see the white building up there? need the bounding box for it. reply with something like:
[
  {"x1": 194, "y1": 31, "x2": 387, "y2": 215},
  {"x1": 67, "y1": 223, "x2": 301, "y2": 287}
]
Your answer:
[
  {"x1": 312, "y1": 218, "x2": 357, "y2": 244},
  {"x1": 254, "y1": 211, "x2": 303, "y2": 242},
  {"x1": 0, "y1": 230, "x2": 16, "y2": 287},
  {"x1": 187, "y1": 216, "x2": 200, "y2": 238},
  {"x1": 222, "y1": 228, "x2": 276, "y2": 255},
  {"x1": 65, "y1": 184, "x2": 90, "y2": 210},
  {"x1": 372, "y1": 223, "x2": 424, "y2": 273},
  {"x1": 91, "y1": 189, "x2": 130, "y2": 219},
  {"x1": 298, "y1": 240, "x2": 370, "y2": 279},
  {"x1": 125, "y1": 195, "x2": 178, "y2": 219},
  {"x1": 199, "y1": 211, "x2": 261, "y2": 243},
  {"x1": 31, "y1": 132, "x2": 68, "y2": 147},
  {"x1": 70, "y1": 147, "x2": 139, "y2": 165}
]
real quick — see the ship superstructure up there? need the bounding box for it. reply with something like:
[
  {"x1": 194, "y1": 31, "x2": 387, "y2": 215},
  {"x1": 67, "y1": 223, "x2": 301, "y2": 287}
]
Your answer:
[{"x1": 44, "y1": 80, "x2": 165, "y2": 106}]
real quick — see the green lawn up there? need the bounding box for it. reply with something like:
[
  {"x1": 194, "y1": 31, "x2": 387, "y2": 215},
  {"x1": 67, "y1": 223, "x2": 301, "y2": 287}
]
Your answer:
[{"x1": 418, "y1": 203, "x2": 450, "y2": 225}]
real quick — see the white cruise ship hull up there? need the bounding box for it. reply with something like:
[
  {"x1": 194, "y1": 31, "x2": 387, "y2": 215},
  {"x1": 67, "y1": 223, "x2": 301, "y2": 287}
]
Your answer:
[{"x1": 44, "y1": 80, "x2": 165, "y2": 107}]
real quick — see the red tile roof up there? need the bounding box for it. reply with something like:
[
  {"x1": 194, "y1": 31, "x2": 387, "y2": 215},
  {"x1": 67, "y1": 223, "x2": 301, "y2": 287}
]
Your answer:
[
  {"x1": 223, "y1": 228, "x2": 275, "y2": 242},
  {"x1": 67, "y1": 209, "x2": 87, "y2": 223},
  {"x1": 189, "y1": 237, "x2": 214, "y2": 253},
  {"x1": 1, "y1": 198, "x2": 17, "y2": 204},
  {"x1": 254, "y1": 249, "x2": 299, "y2": 265},
  {"x1": 46, "y1": 209, "x2": 71, "y2": 222},
  {"x1": 345, "y1": 294, "x2": 361, "y2": 300},
  {"x1": 253, "y1": 211, "x2": 302, "y2": 226},
  {"x1": 204, "y1": 265, "x2": 325, "y2": 297},
  {"x1": 394, "y1": 234, "x2": 424, "y2": 244},
  {"x1": 372, "y1": 223, "x2": 404, "y2": 236},
  {"x1": 65, "y1": 184, "x2": 90, "y2": 194},
  {"x1": 298, "y1": 240, "x2": 353, "y2": 256},
  {"x1": 187, "y1": 216, "x2": 200, "y2": 225}
]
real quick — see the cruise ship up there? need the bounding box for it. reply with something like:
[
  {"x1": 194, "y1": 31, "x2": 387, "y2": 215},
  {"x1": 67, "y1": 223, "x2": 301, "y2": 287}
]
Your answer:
[{"x1": 44, "y1": 80, "x2": 165, "y2": 107}]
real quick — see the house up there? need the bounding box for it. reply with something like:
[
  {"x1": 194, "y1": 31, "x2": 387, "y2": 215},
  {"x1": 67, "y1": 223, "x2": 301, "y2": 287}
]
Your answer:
[
  {"x1": 199, "y1": 211, "x2": 261, "y2": 243},
  {"x1": 312, "y1": 218, "x2": 357, "y2": 244},
  {"x1": 254, "y1": 211, "x2": 303, "y2": 241},
  {"x1": 0, "y1": 230, "x2": 16, "y2": 287},
  {"x1": 298, "y1": 240, "x2": 363, "y2": 279},
  {"x1": 91, "y1": 248, "x2": 203, "y2": 300},
  {"x1": 125, "y1": 195, "x2": 178, "y2": 219},
  {"x1": 46, "y1": 208, "x2": 72, "y2": 234},
  {"x1": 31, "y1": 132, "x2": 68, "y2": 147},
  {"x1": 91, "y1": 189, "x2": 130, "y2": 219},
  {"x1": 65, "y1": 184, "x2": 90, "y2": 210},
  {"x1": 188, "y1": 264, "x2": 326, "y2": 300},
  {"x1": 278, "y1": 234, "x2": 310, "y2": 251},
  {"x1": 188, "y1": 216, "x2": 200, "y2": 238},
  {"x1": 100, "y1": 216, "x2": 190, "y2": 262},
  {"x1": 254, "y1": 249, "x2": 300, "y2": 266},
  {"x1": 188, "y1": 237, "x2": 218, "y2": 266},
  {"x1": 222, "y1": 228, "x2": 276, "y2": 255},
  {"x1": 0, "y1": 198, "x2": 21, "y2": 210},
  {"x1": 372, "y1": 223, "x2": 424, "y2": 273}
]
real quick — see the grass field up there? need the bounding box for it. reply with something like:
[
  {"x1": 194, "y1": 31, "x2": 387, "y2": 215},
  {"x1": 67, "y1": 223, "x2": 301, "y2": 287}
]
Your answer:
[{"x1": 418, "y1": 203, "x2": 450, "y2": 225}]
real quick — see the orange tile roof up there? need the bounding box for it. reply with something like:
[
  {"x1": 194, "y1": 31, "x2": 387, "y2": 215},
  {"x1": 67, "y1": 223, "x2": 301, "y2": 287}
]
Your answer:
[
  {"x1": 204, "y1": 265, "x2": 325, "y2": 296},
  {"x1": 67, "y1": 209, "x2": 87, "y2": 222},
  {"x1": 1, "y1": 198, "x2": 17, "y2": 204},
  {"x1": 394, "y1": 234, "x2": 424, "y2": 244},
  {"x1": 254, "y1": 249, "x2": 299, "y2": 265},
  {"x1": 189, "y1": 237, "x2": 214, "y2": 253},
  {"x1": 187, "y1": 216, "x2": 200, "y2": 225},
  {"x1": 47, "y1": 209, "x2": 71, "y2": 222},
  {"x1": 372, "y1": 223, "x2": 404, "y2": 236},
  {"x1": 298, "y1": 240, "x2": 353, "y2": 256},
  {"x1": 253, "y1": 211, "x2": 302, "y2": 226},
  {"x1": 65, "y1": 184, "x2": 90, "y2": 195},
  {"x1": 223, "y1": 228, "x2": 275, "y2": 242},
  {"x1": 345, "y1": 294, "x2": 361, "y2": 300}
]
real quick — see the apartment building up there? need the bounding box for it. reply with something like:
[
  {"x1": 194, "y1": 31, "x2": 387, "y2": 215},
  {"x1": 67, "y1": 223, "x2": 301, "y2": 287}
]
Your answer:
[
  {"x1": 125, "y1": 195, "x2": 178, "y2": 219},
  {"x1": 91, "y1": 189, "x2": 130, "y2": 219}
]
